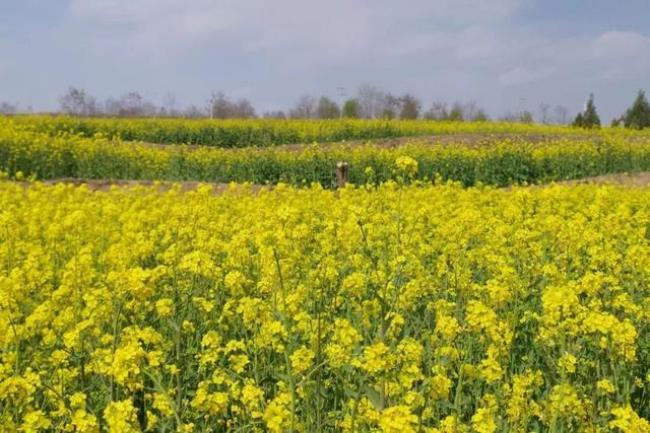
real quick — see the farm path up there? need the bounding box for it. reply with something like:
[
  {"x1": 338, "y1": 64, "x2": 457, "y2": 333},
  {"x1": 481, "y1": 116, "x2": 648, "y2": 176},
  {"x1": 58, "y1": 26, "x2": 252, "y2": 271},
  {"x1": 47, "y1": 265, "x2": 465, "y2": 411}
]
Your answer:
[{"x1": 32, "y1": 171, "x2": 650, "y2": 193}]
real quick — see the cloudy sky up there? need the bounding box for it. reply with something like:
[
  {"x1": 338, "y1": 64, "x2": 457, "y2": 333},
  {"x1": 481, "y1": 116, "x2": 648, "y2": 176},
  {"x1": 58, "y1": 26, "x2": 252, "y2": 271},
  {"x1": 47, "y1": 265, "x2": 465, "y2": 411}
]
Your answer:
[{"x1": 1, "y1": 0, "x2": 649, "y2": 120}]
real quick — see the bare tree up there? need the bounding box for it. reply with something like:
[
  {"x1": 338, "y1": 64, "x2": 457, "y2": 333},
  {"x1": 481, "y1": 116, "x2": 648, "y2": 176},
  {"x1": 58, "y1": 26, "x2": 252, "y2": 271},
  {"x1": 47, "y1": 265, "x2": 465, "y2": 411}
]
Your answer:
[
  {"x1": 161, "y1": 92, "x2": 181, "y2": 117},
  {"x1": 263, "y1": 110, "x2": 287, "y2": 119},
  {"x1": 399, "y1": 94, "x2": 421, "y2": 119},
  {"x1": 538, "y1": 103, "x2": 551, "y2": 124},
  {"x1": 500, "y1": 110, "x2": 534, "y2": 123},
  {"x1": 104, "y1": 97, "x2": 121, "y2": 116},
  {"x1": 463, "y1": 101, "x2": 479, "y2": 121},
  {"x1": 552, "y1": 105, "x2": 569, "y2": 124},
  {"x1": 207, "y1": 92, "x2": 256, "y2": 119},
  {"x1": 209, "y1": 92, "x2": 231, "y2": 119},
  {"x1": 423, "y1": 100, "x2": 491, "y2": 121},
  {"x1": 235, "y1": 98, "x2": 256, "y2": 118},
  {"x1": 423, "y1": 101, "x2": 448, "y2": 120},
  {"x1": 0, "y1": 101, "x2": 19, "y2": 115},
  {"x1": 381, "y1": 93, "x2": 400, "y2": 119},
  {"x1": 119, "y1": 92, "x2": 146, "y2": 117},
  {"x1": 59, "y1": 87, "x2": 100, "y2": 116},
  {"x1": 289, "y1": 95, "x2": 317, "y2": 119},
  {"x1": 184, "y1": 105, "x2": 207, "y2": 118},
  {"x1": 357, "y1": 85, "x2": 390, "y2": 119}
]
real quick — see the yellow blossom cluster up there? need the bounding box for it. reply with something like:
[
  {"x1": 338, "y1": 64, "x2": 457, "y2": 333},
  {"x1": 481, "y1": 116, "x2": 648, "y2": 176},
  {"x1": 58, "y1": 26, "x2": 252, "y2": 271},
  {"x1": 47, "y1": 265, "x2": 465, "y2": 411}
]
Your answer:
[
  {"x1": 0, "y1": 180, "x2": 649, "y2": 432},
  {"x1": 13, "y1": 116, "x2": 640, "y2": 148}
]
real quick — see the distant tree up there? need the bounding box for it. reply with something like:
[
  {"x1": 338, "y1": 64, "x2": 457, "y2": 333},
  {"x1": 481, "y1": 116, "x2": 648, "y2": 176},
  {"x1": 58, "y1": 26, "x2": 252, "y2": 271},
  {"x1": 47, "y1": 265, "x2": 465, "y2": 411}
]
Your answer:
[
  {"x1": 290, "y1": 95, "x2": 317, "y2": 119},
  {"x1": 59, "y1": 87, "x2": 99, "y2": 116},
  {"x1": 425, "y1": 101, "x2": 489, "y2": 122},
  {"x1": 234, "y1": 99, "x2": 256, "y2": 118},
  {"x1": 448, "y1": 103, "x2": 465, "y2": 122},
  {"x1": 462, "y1": 101, "x2": 478, "y2": 121},
  {"x1": 518, "y1": 110, "x2": 534, "y2": 124},
  {"x1": 104, "y1": 97, "x2": 121, "y2": 116},
  {"x1": 357, "y1": 85, "x2": 390, "y2": 118},
  {"x1": 316, "y1": 96, "x2": 341, "y2": 119},
  {"x1": 342, "y1": 99, "x2": 361, "y2": 118},
  {"x1": 538, "y1": 102, "x2": 551, "y2": 124},
  {"x1": 553, "y1": 105, "x2": 569, "y2": 124},
  {"x1": 398, "y1": 94, "x2": 421, "y2": 120},
  {"x1": 381, "y1": 108, "x2": 395, "y2": 119},
  {"x1": 119, "y1": 92, "x2": 147, "y2": 117},
  {"x1": 380, "y1": 93, "x2": 400, "y2": 119},
  {"x1": 184, "y1": 105, "x2": 207, "y2": 118},
  {"x1": 611, "y1": 116, "x2": 624, "y2": 128},
  {"x1": 573, "y1": 94, "x2": 600, "y2": 128},
  {"x1": 423, "y1": 101, "x2": 448, "y2": 120},
  {"x1": 583, "y1": 94, "x2": 601, "y2": 128},
  {"x1": 209, "y1": 92, "x2": 256, "y2": 119},
  {"x1": 472, "y1": 109, "x2": 489, "y2": 122},
  {"x1": 263, "y1": 110, "x2": 287, "y2": 119},
  {"x1": 461, "y1": 101, "x2": 489, "y2": 121},
  {"x1": 624, "y1": 90, "x2": 650, "y2": 129},
  {"x1": 500, "y1": 110, "x2": 534, "y2": 123},
  {"x1": 210, "y1": 92, "x2": 233, "y2": 119},
  {"x1": 161, "y1": 92, "x2": 181, "y2": 117},
  {"x1": 573, "y1": 112, "x2": 584, "y2": 128},
  {"x1": 0, "y1": 101, "x2": 19, "y2": 115}
]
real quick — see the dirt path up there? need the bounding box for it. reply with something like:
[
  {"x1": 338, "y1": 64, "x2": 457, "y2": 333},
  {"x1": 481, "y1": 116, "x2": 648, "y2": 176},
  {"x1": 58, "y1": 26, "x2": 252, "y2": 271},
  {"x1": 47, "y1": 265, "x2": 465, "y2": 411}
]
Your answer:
[
  {"x1": 552, "y1": 172, "x2": 650, "y2": 187},
  {"x1": 34, "y1": 172, "x2": 650, "y2": 193},
  {"x1": 138, "y1": 132, "x2": 629, "y2": 152},
  {"x1": 39, "y1": 178, "x2": 270, "y2": 193}
]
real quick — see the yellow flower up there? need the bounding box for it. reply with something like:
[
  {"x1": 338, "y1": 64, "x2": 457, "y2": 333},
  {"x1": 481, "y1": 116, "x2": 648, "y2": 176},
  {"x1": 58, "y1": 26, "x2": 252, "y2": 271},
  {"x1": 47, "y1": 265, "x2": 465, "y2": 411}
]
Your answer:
[
  {"x1": 290, "y1": 346, "x2": 315, "y2": 375},
  {"x1": 557, "y1": 352, "x2": 577, "y2": 374},
  {"x1": 609, "y1": 406, "x2": 650, "y2": 433},
  {"x1": 359, "y1": 342, "x2": 392, "y2": 375},
  {"x1": 153, "y1": 392, "x2": 175, "y2": 417},
  {"x1": 20, "y1": 410, "x2": 52, "y2": 433},
  {"x1": 395, "y1": 156, "x2": 419, "y2": 177},
  {"x1": 429, "y1": 372, "x2": 452, "y2": 401},
  {"x1": 596, "y1": 379, "x2": 616, "y2": 395},
  {"x1": 378, "y1": 405, "x2": 418, "y2": 433},
  {"x1": 263, "y1": 391, "x2": 293, "y2": 433},
  {"x1": 103, "y1": 400, "x2": 139, "y2": 433}
]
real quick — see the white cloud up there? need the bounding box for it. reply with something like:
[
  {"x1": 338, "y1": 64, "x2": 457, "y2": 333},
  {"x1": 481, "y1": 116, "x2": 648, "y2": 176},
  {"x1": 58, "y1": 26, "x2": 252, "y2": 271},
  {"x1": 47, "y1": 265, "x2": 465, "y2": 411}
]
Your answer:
[
  {"x1": 591, "y1": 31, "x2": 650, "y2": 59},
  {"x1": 66, "y1": 0, "x2": 524, "y2": 63},
  {"x1": 498, "y1": 66, "x2": 554, "y2": 86}
]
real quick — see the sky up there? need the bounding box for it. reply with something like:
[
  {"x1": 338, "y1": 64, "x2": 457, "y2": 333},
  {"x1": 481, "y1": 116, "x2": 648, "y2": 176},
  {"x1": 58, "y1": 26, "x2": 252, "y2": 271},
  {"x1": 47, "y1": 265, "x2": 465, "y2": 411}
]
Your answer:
[{"x1": 1, "y1": 0, "x2": 649, "y2": 121}]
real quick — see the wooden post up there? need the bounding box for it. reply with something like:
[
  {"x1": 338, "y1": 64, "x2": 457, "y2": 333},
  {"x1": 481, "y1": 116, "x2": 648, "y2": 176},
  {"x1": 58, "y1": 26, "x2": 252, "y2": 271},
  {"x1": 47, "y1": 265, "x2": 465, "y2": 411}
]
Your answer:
[{"x1": 336, "y1": 161, "x2": 349, "y2": 188}]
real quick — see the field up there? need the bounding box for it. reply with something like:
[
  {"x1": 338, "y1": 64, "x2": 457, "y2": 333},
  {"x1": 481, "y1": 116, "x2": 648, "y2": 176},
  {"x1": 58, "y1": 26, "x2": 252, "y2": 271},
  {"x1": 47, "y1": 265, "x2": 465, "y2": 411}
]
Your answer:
[
  {"x1": 1, "y1": 118, "x2": 650, "y2": 432},
  {"x1": 3, "y1": 118, "x2": 650, "y2": 187},
  {"x1": 10, "y1": 116, "x2": 638, "y2": 148}
]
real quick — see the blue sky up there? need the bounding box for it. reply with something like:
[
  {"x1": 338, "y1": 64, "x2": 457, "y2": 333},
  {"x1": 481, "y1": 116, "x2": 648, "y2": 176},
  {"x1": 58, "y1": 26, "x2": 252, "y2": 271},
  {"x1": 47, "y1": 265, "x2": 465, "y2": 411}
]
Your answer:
[{"x1": 1, "y1": 0, "x2": 649, "y2": 120}]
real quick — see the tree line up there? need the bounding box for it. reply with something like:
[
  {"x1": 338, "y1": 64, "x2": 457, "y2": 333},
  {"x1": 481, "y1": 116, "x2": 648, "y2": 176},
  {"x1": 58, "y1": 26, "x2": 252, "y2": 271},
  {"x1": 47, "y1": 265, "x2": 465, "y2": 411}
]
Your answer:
[
  {"x1": 52, "y1": 85, "x2": 500, "y2": 122},
  {"x1": 572, "y1": 91, "x2": 650, "y2": 130},
  {"x1": 0, "y1": 85, "x2": 545, "y2": 123},
  {"x1": 1, "y1": 85, "x2": 649, "y2": 129}
]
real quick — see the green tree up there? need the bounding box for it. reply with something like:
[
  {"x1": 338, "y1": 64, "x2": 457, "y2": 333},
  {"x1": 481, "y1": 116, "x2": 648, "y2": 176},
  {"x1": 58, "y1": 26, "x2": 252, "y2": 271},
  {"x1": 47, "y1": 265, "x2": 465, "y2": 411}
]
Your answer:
[
  {"x1": 448, "y1": 103, "x2": 464, "y2": 122},
  {"x1": 316, "y1": 96, "x2": 341, "y2": 119},
  {"x1": 518, "y1": 110, "x2": 534, "y2": 124},
  {"x1": 624, "y1": 90, "x2": 650, "y2": 129},
  {"x1": 573, "y1": 112, "x2": 584, "y2": 128},
  {"x1": 342, "y1": 99, "x2": 361, "y2": 118},
  {"x1": 574, "y1": 94, "x2": 600, "y2": 128}
]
